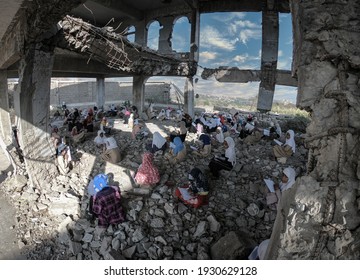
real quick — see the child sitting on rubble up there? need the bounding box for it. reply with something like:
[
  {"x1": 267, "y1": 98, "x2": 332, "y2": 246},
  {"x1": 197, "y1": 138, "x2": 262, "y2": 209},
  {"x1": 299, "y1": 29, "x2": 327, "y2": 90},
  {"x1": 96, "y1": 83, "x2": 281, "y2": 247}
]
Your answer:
[
  {"x1": 165, "y1": 136, "x2": 187, "y2": 164},
  {"x1": 146, "y1": 132, "x2": 167, "y2": 154},
  {"x1": 243, "y1": 122, "x2": 263, "y2": 145},
  {"x1": 174, "y1": 167, "x2": 209, "y2": 208},
  {"x1": 100, "y1": 117, "x2": 111, "y2": 135},
  {"x1": 101, "y1": 134, "x2": 122, "y2": 164},
  {"x1": 211, "y1": 126, "x2": 224, "y2": 146},
  {"x1": 71, "y1": 126, "x2": 86, "y2": 143},
  {"x1": 87, "y1": 173, "x2": 126, "y2": 228},
  {"x1": 56, "y1": 143, "x2": 72, "y2": 175},
  {"x1": 208, "y1": 137, "x2": 236, "y2": 178},
  {"x1": 192, "y1": 133, "x2": 211, "y2": 157},
  {"x1": 264, "y1": 166, "x2": 297, "y2": 210},
  {"x1": 128, "y1": 152, "x2": 160, "y2": 187},
  {"x1": 132, "y1": 119, "x2": 148, "y2": 140},
  {"x1": 272, "y1": 129, "x2": 296, "y2": 163},
  {"x1": 157, "y1": 109, "x2": 166, "y2": 121}
]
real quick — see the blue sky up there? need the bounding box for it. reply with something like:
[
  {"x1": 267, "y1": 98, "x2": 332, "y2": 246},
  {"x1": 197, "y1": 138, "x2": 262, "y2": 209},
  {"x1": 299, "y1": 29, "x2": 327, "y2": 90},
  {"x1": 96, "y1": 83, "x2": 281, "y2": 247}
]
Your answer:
[
  {"x1": 144, "y1": 11, "x2": 297, "y2": 104},
  {"x1": 120, "y1": 12, "x2": 297, "y2": 104}
]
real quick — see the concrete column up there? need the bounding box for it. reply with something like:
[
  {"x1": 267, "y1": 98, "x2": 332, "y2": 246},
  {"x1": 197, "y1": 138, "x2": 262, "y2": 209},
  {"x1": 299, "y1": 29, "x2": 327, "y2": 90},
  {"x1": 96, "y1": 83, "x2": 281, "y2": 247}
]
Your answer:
[
  {"x1": 158, "y1": 16, "x2": 175, "y2": 54},
  {"x1": 184, "y1": 77, "x2": 194, "y2": 118},
  {"x1": 15, "y1": 43, "x2": 57, "y2": 188},
  {"x1": 133, "y1": 76, "x2": 148, "y2": 114},
  {"x1": 257, "y1": 10, "x2": 279, "y2": 112},
  {"x1": 189, "y1": 8, "x2": 200, "y2": 62},
  {"x1": 135, "y1": 22, "x2": 147, "y2": 47},
  {"x1": 266, "y1": 0, "x2": 360, "y2": 260},
  {"x1": 0, "y1": 71, "x2": 12, "y2": 145},
  {"x1": 96, "y1": 76, "x2": 105, "y2": 110}
]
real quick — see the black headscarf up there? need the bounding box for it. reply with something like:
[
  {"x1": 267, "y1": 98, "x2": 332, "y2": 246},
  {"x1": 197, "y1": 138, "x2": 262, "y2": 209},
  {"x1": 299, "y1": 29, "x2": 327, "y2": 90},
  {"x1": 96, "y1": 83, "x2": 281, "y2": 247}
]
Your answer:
[{"x1": 188, "y1": 168, "x2": 208, "y2": 194}]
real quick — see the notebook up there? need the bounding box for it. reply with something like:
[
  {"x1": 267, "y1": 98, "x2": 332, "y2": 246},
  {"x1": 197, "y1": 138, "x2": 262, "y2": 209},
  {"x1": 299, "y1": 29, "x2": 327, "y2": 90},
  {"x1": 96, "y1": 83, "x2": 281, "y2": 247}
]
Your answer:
[
  {"x1": 178, "y1": 187, "x2": 194, "y2": 200},
  {"x1": 264, "y1": 178, "x2": 275, "y2": 193}
]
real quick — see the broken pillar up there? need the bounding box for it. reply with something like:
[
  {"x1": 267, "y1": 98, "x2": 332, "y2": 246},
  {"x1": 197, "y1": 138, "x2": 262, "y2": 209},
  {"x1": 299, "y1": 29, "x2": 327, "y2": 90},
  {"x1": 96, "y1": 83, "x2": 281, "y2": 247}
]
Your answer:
[
  {"x1": 257, "y1": 9, "x2": 279, "y2": 112},
  {"x1": 266, "y1": 0, "x2": 360, "y2": 260},
  {"x1": 14, "y1": 43, "x2": 58, "y2": 188},
  {"x1": 189, "y1": 7, "x2": 200, "y2": 63},
  {"x1": 184, "y1": 77, "x2": 194, "y2": 118},
  {"x1": 96, "y1": 76, "x2": 105, "y2": 110},
  {"x1": 158, "y1": 16, "x2": 175, "y2": 54},
  {"x1": 133, "y1": 76, "x2": 148, "y2": 114}
]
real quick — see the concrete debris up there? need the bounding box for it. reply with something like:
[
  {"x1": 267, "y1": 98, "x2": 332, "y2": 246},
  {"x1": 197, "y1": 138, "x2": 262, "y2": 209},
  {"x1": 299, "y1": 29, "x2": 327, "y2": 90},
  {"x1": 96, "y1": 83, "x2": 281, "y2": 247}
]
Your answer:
[{"x1": 0, "y1": 116, "x2": 308, "y2": 259}]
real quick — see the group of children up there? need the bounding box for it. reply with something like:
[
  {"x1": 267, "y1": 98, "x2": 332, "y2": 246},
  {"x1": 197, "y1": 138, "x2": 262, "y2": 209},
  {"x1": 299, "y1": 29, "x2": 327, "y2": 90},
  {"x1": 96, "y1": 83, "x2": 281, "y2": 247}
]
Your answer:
[{"x1": 51, "y1": 104, "x2": 300, "y2": 244}]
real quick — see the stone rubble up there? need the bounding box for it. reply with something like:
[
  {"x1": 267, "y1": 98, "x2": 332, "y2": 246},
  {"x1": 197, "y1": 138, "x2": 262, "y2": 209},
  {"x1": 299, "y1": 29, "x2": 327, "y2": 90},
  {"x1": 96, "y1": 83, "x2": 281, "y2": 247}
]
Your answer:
[{"x1": 0, "y1": 114, "x2": 308, "y2": 259}]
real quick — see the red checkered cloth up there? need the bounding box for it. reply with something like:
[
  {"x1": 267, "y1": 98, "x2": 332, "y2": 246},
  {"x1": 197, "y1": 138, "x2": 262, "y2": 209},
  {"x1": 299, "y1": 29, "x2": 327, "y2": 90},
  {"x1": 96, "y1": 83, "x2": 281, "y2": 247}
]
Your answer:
[{"x1": 92, "y1": 187, "x2": 126, "y2": 228}]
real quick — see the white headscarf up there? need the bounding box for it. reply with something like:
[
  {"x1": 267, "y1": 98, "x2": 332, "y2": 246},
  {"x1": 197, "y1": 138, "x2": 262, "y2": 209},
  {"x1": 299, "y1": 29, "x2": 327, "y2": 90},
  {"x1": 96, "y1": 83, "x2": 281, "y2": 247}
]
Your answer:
[
  {"x1": 105, "y1": 136, "x2": 118, "y2": 150},
  {"x1": 152, "y1": 132, "x2": 166, "y2": 149},
  {"x1": 94, "y1": 130, "x2": 105, "y2": 145},
  {"x1": 158, "y1": 109, "x2": 165, "y2": 118},
  {"x1": 215, "y1": 127, "x2": 224, "y2": 143},
  {"x1": 224, "y1": 137, "x2": 236, "y2": 166},
  {"x1": 285, "y1": 130, "x2": 296, "y2": 153},
  {"x1": 280, "y1": 167, "x2": 296, "y2": 191}
]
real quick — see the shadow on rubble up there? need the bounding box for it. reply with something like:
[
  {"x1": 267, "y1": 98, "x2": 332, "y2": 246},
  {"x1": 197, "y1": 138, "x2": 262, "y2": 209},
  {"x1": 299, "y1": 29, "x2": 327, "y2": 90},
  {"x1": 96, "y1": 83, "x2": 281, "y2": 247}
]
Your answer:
[{"x1": 16, "y1": 117, "x2": 261, "y2": 260}]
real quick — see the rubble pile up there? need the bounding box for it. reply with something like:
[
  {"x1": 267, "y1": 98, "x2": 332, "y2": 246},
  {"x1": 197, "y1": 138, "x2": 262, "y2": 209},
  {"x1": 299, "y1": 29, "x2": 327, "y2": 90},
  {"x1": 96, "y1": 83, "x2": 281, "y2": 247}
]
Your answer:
[{"x1": 0, "y1": 116, "x2": 308, "y2": 260}]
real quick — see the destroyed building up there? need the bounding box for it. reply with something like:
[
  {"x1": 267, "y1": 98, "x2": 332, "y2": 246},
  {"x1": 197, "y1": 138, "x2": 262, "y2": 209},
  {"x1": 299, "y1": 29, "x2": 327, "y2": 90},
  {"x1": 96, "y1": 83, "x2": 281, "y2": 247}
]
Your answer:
[{"x1": 0, "y1": 0, "x2": 359, "y2": 259}]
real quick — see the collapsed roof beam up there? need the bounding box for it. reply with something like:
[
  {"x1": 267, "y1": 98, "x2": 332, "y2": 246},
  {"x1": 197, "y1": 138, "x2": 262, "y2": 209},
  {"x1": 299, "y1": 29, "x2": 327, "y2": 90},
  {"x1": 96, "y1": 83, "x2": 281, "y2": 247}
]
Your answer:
[
  {"x1": 58, "y1": 16, "x2": 196, "y2": 76},
  {"x1": 201, "y1": 68, "x2": 297, "y2": 87},
  {"x1": 92, "y1": 0, "x2": 144, "y2": 21}
]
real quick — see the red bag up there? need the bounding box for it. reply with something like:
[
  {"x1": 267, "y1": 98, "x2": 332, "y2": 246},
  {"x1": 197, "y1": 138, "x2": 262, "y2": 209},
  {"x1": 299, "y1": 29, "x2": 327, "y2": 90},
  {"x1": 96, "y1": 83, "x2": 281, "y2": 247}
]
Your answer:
[{"x1": 175, "y1": 186, "x2": 208, "y2": 208}]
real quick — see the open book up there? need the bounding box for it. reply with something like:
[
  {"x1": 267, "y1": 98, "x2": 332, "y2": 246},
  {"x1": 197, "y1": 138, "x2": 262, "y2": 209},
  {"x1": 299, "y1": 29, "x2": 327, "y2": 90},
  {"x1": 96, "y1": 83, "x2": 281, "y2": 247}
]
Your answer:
[
  {"x1": 264, "y1": 178, "x2": 275, "y2": 193},
  {"x1": 245, "y1": 123, "x2": 254, "y2": 131},
  {"x1": 273, "y1": 139, "x2": 283, "y2": 146},
  {"x1": 178, "y1": 187, "x2": 195, "y2": 200}
]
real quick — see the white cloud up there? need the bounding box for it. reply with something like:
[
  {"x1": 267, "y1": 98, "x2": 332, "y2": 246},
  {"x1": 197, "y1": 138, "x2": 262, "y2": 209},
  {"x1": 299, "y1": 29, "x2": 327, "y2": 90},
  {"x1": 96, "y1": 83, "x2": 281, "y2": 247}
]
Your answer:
[
  {"x1": 200, "y1": 51, "x2": 218, "y2": 62},
  {"x1": 200, "y1": 26, "x2": 235, "y2": 51},
  {"x1": 278, "y1": 50, "x2": 283, "y2": 57},
  {"x1": 228, "y1": 20, "x2": 260, "y2": 35},
  {"x1": 233, "y1": 54, "x2": 248, "y2": 63},
  {"x1": 239, "y1": 29, "x2": 262, "y2": 44},
  {"x1": 277, "y1": 57, "x2": 292, "y2": 70}
]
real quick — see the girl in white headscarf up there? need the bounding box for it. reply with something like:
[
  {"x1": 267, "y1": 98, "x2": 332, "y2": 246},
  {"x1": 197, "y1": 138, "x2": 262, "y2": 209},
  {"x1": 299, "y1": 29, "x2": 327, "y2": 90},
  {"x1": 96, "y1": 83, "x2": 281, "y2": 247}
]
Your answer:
[
  {"x1": 273, "y1": 129, "x2": 296, "y2": 159},
  {"x1": 157, "y1": 109, "x2": 166, "y2": 121},
  {"x1": 265, "y1": 166, "x2": 297, "y2": 209},
  {"x1": 278, "y1": 167, "x2": 296, "y2": 191},
  {"x1": 94, "y1": 130, "x2": 106, "y2": 148},
  {"x1": 208, "y1": 136, "x2": 236, "y2": 178},
  {"x1": 101, "y1": 134, "x2": 121, "y2": 163},
  {"x1": 147, "y1": 132, "x2": 167, "y2": 153},
  {"x1": 215, "y1": 126, "x2": 224, "y2": 144}
]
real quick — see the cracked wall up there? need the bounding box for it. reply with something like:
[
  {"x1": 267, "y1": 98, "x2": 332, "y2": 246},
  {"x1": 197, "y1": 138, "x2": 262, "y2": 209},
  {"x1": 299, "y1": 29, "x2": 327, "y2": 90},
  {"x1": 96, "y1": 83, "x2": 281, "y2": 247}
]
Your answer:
[{"x1": 267, "y1": 0, "x2": 360, "y2": 260}]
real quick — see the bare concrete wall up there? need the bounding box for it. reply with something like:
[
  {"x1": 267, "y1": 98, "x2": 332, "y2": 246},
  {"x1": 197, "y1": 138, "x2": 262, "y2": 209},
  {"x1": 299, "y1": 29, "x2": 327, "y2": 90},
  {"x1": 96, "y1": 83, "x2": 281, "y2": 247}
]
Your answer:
[
  {"x1": 48, "y1": 81, "x2": 171, "y2": 106},
  {"x1": 8, "y1": 81, "x2": 171, "y2": 107}
]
